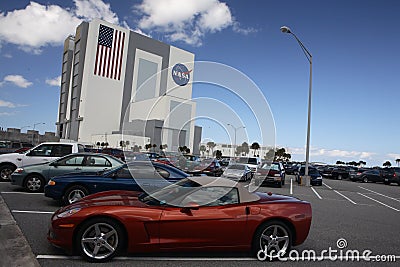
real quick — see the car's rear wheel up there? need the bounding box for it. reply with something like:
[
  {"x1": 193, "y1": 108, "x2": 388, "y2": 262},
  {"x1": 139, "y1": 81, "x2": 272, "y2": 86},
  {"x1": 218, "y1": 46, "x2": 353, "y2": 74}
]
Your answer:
[
  {"x1": 253, "y1": 220, "x2": 292, "y2": 261},
  {"x1": 362, "y1": 176, "x2": 368, "y2": 183},
  {"x1": 76, "y1": 217, "x2": 124, "y2": 262},
  {"x1": 25, "y1": 174, "x2": 45, "y2": 193},
  {"x1": 64, "y1": 185, "x2": 89, "y2": 205},
  {"x1": 0, "y1": 164, "x2": 16, "y2": 181}
]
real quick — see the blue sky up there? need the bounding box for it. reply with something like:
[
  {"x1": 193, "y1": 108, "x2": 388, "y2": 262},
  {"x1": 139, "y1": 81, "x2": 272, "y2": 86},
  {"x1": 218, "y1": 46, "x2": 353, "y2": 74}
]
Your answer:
[{"x1": 0, "y1": 0, "x2": 399, "y2": 166}]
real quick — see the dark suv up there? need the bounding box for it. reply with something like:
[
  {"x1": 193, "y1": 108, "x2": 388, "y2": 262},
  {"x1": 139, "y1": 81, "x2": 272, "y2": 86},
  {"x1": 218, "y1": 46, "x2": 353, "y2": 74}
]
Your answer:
[
  {"x1": 382, "y1": 167, "x2": 400, "y2": 185},
  {"x1": 254, "y1": 162, "x2": 285, "y2": 187},
  {"x1": 296, "y1": 166, "x2": 322, "y2": 186}
]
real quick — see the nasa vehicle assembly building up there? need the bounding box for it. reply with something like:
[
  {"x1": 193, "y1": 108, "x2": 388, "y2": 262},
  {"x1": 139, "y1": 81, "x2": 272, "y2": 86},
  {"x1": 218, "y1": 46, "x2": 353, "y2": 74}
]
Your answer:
[{"x1": 57, "y1": 19, "x2": 201, "y2": 154}]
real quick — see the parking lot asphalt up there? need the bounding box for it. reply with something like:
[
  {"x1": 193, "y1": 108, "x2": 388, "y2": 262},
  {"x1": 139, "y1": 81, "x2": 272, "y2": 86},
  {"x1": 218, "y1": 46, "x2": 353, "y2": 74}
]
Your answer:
[
  {"x1": 0, "y1": 194, "x2": 40, "y2": 267},
  {"x1": 1, "y1": 176, "x2": 400, "y2": 266}
]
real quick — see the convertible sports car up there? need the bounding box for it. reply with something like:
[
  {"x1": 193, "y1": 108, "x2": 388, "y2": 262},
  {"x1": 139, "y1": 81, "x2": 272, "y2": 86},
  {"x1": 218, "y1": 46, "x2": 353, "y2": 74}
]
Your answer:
[{"x1": 48, "y1": 176, "x2": 312, "y2": 262}]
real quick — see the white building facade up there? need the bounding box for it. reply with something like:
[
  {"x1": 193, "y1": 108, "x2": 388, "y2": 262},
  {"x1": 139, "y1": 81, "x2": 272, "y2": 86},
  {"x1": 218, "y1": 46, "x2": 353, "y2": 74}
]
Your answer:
[{"x1": 57, "y1": 19, "x2": 201, "y2": 153}]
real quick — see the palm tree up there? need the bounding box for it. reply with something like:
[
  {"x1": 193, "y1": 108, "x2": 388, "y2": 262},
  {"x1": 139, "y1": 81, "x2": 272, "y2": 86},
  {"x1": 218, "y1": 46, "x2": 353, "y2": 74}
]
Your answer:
[
  {"x1": 251, "y1": 142, "x2": 260, "y2": 156},
  {"x1": 206, "y1": 142, "x2": 216, "y2": 156},
  {"x1": 396, "y1": 158, "x2": 400, "y2": 167},
  {"x1": 241, "y1": 142, "x2": 249, "y2": 156},
  {"x1": 383, "y1": 161, "x2": 392, "y2": 167},
  {"x1": 200, "y1": 145, "x2": 206, "y2": 157}
]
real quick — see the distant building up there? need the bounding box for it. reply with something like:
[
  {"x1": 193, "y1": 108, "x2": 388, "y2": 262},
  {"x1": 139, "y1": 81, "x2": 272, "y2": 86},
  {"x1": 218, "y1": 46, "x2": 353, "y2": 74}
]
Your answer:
[
  {"x1": 0, "y1": 128, "x2": 59, "y2": 152},
  {"x1": 57, "y1": 19, "x2": 201, "y2": 154}
]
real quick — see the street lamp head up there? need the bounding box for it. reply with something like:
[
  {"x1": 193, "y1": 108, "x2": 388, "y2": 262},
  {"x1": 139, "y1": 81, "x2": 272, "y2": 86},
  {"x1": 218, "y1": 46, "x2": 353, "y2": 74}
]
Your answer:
[{"x1": 280, "y1": 26, "x2": 292, "y2": 34}]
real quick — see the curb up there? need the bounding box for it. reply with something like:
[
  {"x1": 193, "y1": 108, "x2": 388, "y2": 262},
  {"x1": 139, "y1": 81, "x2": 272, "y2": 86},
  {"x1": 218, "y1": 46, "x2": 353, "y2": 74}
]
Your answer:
[{"x1": 0, "y1": 195, "x2": 41, "y2": 267}]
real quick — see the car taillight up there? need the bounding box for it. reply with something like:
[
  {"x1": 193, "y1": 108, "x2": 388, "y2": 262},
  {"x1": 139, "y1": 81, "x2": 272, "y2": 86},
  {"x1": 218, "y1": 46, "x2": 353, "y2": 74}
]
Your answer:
[
  {"x1": 394, "y1": 173, "x2": 397, "y2": 177},
  {"x1": 357, "y1": 172, "x2": 362, "y2": 175}
]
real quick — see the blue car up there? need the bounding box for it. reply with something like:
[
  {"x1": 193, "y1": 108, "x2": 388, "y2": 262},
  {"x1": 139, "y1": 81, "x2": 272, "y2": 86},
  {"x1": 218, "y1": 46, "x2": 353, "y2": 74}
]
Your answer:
[{"x1": 44, "y1": 161, "x2": 189, "y2": 205}]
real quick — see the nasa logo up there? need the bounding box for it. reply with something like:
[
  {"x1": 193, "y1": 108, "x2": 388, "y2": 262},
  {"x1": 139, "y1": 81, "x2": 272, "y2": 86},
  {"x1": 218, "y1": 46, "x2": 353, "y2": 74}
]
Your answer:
[{"x1": 172, "y1": 63, "x2": 191, "y2": 86}]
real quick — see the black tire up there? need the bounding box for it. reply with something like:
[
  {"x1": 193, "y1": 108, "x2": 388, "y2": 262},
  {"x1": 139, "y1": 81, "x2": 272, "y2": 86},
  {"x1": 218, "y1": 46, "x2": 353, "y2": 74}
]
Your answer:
[
  {"x1": 0, "y1": 164, "x2": 16, "y2": 181},
  {"x1": 252, "y1": 220, "x2": 292, "y2": 261},
  {"x1": 76, "y1": 217, "x2": 125, "y2": 262},
  {"x1": 338, "y1": 174, "x2": 343, "y2": 180},
  {"x1": 63, "y1": 185, "x2": 89, "y2": 205},
  {"x1": 24, "y1": 174, "x2": 45, "y2": 193},
  {"x1": 362, "y1": 176, "x2": 368, "y2": 183}
]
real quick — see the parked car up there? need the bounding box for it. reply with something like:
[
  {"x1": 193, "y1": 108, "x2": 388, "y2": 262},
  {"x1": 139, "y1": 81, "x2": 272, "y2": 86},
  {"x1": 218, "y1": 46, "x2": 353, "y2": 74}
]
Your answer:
[
  {"x1": 295, "y1": 166, "x2": 323, "y2": 186},
  {"x1": 285, "y1": 163, "x2": 300, "y2": 175},
  {"x1": 382, "y1": 167, "x2": 400, "y2": 185},
  {"x1": 47, "y1": 176, "x2": 312, "y2": 262},
  {"x1": 191, "y1": 159, "x2": 224, "y2": 177},
  {"x1": 236, "y1": 157, "x2": 261, "y2": 174},
  {"x1": 44, "y1": 161, "x2": 189, "y2": 205},
  {"x1": 100, "y1": 148, "x2": 125, "y2": 162},
  {"x1": 254, "y1": 162, "x2": 285, "y2": 187},
  {"x1": 10, "y1": 153, "x2": 124, "y2": 193},
  {"x1": 221, "y1": 163, "x2": 252, "y2": 181},
  {"x1": 0, "y1": 142, "x2": 86, "y2": 181},
  {"x1": 352, "y1": 169, "x2": 385, "y2": 183},
  {"x1": 349, "y1": 168, "x2": 369, "y2": 181}
]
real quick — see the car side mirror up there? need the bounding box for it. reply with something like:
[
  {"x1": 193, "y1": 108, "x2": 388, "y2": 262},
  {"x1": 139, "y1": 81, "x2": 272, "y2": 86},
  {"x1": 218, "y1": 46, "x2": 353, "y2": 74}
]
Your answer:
[
  {"x1": 180, "y1": 202, "x2": 200, "y2": 213},
  {"x1": 49, "y1": 162, "x2": 58, "y2": 167}
]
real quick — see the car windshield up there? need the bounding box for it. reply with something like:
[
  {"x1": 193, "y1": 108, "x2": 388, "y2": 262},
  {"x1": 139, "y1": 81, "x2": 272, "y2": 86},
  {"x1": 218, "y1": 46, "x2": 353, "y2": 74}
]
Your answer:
[
  {"x1": 237, "y1": 158, "x2": 258, "y2": 164},
  {"x1": 260, "y1": 163, "x2": 279, "y2": 171},
  {"x1": 139, "y1": 178, "x2": 201, "y2": 206},
  {"x1": 228, "y1": 164, "x2": 245, "y2": 170}
]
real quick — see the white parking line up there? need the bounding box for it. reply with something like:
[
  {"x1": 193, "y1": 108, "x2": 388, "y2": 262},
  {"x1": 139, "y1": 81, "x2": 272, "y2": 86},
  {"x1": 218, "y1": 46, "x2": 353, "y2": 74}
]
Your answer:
[
  {"x1": 358, "y1": 193, "x2": 400, "y2": 212},
  {"x1": 311, "y1": 187, "x2": 322, "y2": 199},
  {"x1": 333, "y1": 190, "x2": 357, "y2": 205},
  {"x1": 358, "y1": 186, "x2": 400, "y2": 202},
  {"x1": 36, "y1": 255, "x2": 256, "y2": 261},
  {"x1": 1, "y1": 191, "x2": 43, "y2": 195},
  {"x1": 322, "y1": 182, "x2": 332, "y2": 190},
  {"x1": 12, "y1": 210, "x2": 54, "y2": 215},
  {"x1": 290, "y1": 178, "x2": 293, "y2": 195}
]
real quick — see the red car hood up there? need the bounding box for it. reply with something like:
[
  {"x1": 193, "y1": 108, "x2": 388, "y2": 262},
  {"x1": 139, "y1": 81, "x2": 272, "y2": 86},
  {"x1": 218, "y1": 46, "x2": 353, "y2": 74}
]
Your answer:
[{"x1": 57, "y1": 190, "x2": 146, "y2": 213}]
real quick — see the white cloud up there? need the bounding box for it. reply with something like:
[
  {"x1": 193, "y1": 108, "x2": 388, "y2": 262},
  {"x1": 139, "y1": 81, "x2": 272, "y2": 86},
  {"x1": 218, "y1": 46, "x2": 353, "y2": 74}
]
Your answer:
[
  {"x1": 0, "y1": 1, "x2": 119, "y2": 54},
  {"x1": 289, "y1": 146, "x2": 375, "y2": 159},
  {"x1": 135, "y1": 0, "x2": 254, "y2": 46},
  {"x1": 0, "y1": 99, "x2": 16, "y2": 108},
  {"x1": 74, "y1": 0, "x2": 118, "y2": 24},
  {"x1": 0, "y1": 75, "x2": 32, "y2": 88},
  {"x1": 0, "y1": 112, "x2": 15, "y2": 116},
  {"x1": 387, "y1": 153, "x2": 400, "y2": 160},
  {"x1": 45, "y1": 76, "x2": 61, "y2": 87}
]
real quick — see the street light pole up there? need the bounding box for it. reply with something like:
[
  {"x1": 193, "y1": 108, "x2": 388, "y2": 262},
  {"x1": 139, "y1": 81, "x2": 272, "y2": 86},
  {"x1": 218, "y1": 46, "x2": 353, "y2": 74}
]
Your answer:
[
  {"x1": 227, "y1": 124, "x2": 245, "y2": 157},
  {"x1": 32, "y1": 122, "x2": 45, "y2": 145},
  {"x1": 280, "y1": 26, "x2": 313, "y2": 186}
]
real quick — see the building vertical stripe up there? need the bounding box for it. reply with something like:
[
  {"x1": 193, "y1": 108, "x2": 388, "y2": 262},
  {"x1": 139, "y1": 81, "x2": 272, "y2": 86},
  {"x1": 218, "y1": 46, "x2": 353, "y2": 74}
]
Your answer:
[{"x1": 118, "y1": 32, "x2": 125, "y2": 80}]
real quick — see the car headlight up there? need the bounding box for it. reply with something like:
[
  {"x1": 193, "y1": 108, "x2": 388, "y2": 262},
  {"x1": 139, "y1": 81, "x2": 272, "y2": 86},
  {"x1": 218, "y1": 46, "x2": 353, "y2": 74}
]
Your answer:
[
  {"x1": 14, "y1": 168, "x2": 24, "y2": 173},
  {"x1": 57, "y1": 207, "x2": 81, "y2": 218}
]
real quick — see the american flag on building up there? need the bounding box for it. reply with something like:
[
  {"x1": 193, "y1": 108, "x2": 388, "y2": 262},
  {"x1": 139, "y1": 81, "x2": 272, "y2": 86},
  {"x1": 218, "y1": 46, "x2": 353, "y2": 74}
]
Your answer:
[{"x1": 94, "y1": 24, "x2": 125, "y2": 80}]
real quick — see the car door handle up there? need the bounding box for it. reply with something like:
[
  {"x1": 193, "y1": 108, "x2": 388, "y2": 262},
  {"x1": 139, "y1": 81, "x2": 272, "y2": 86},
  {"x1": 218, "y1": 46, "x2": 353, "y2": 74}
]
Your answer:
[
  {"x1": 142, "y1": 183, "x2": 150, "y2": 186},
  {"x1": 75, "y1": 168, "x2": 82, "y2": 170}
]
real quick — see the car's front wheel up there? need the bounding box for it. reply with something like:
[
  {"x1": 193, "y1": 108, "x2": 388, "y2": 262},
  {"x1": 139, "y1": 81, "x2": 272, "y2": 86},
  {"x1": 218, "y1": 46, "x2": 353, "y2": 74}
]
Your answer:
[
  {"x1": 0, "y1": 164, "x2": 16, "y2": 181},
  {"x1": 25, "y1": 175, "x2": 45, "y2": 193},
  {"x1": 76, "y1": 217, "x2": 125, "y2": 262},
  {"x1": 253, "y1": 220, "x2": 292, "y2": 261},
  {"x1": 362, "y1": 176, "x2": 368, "y2": 183},
  {"x1": 64, "y1": 185, "x2": 89, "y2": 205}
]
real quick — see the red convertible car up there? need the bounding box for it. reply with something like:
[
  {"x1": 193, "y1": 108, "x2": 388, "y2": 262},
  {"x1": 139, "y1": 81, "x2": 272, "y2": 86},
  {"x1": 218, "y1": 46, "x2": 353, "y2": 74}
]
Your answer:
[{"x1": 48, "y1": 177, "x2": 312, "y2": 262}]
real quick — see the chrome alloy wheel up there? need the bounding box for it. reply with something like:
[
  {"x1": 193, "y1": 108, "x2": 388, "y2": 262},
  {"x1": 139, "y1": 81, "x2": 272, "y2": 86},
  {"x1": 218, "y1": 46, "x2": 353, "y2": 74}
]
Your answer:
[
  {"x1": 26, "y1": 176, "x2": 43, "y2": 192},
  {"x1": 67, "y1": 188, "x2": 86, "y2": 204},
  {"x1": 259, "y1": 224, "x2": 290, "y2": 259},
  {"x1": 81, "y1": 222, "x2": 119, "y2": 260}
]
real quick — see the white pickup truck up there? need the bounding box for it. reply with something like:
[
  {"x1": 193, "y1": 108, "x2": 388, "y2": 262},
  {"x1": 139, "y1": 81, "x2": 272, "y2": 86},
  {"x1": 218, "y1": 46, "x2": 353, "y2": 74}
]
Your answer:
[{"x1": 0, "y1": 142, "x2": 86, "y2": 181}]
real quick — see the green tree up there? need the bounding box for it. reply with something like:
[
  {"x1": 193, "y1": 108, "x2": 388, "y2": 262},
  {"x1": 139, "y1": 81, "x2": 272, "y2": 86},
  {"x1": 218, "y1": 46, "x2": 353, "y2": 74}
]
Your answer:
[
  {"x1": 358, "y1": 160, "x2": 367, "y2": 167},
  {"x1": 396, "y1": 158, "x2": 400, "y2": 167},
  {"x1": 383, "y1": 161, "x2": 392, "y2": 167},
  {"x1": 200, "y1": 145, "x2": 206, "y2": 157},
  {"x1": 215, "y1": 150, "x2": 222, "y2": 159},
  {"x1": 264, "y1": 148, "x2": 275, "y2": 161},
  {"x1": 207, "y1": 142, "x2": 216, "y2": 156},
  {"x1": 336, "y1": 160, "x2": 345, "y2": 165},
  {"x1": 235, "y1": 145, "x2": 242, "y2": 156},
  {"x1": 251, "y1": 142, "x2": 260, "y2": 156},
  {"x1": 241, "y1": 142, "x2": 249, "y2": 156}
]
